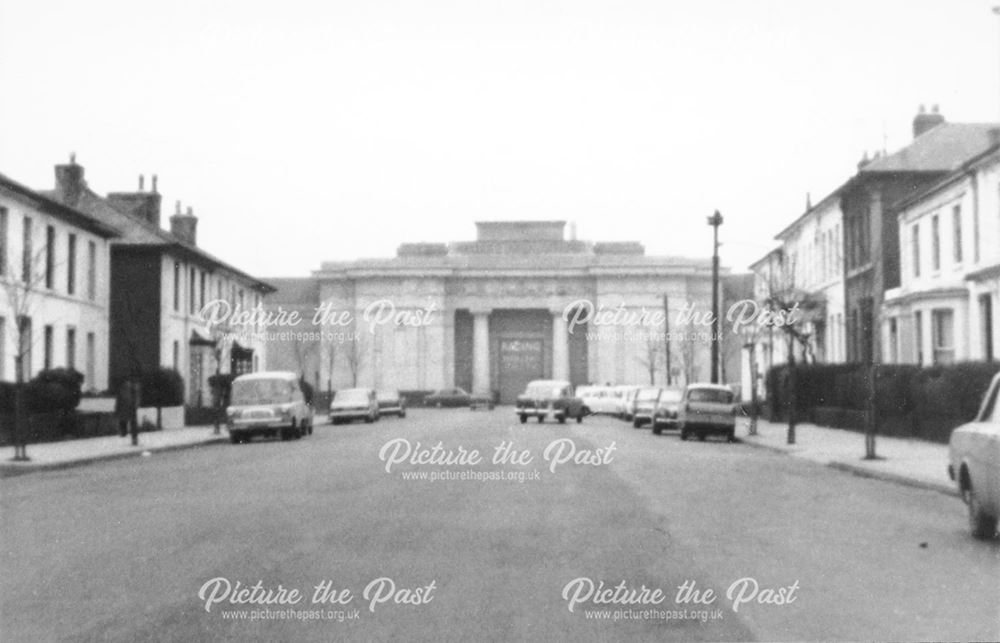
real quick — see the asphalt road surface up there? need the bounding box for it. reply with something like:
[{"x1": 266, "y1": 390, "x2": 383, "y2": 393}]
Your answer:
[{"x1": 1, "y1": 409, "x2": 997, "y2": 642}]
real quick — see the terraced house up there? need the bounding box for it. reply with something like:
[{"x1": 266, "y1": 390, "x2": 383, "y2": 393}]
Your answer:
[
  {"x1": 44, "y1": 156, "x2": 274, "y2": 405},
  {"x1": 0, "y1": 172, "x2": 117, "y2": 390},
  {"x1": 884, "y1": 141, "x2": 1000, "y2": 364}
]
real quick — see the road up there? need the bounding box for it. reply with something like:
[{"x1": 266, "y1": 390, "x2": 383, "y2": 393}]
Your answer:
[{"x1": 1, "y1": 409, "x2": 997, "y2": 642}]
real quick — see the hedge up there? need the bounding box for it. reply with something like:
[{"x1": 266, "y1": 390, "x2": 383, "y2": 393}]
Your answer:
[{"x1": 766, "y1": 361, "x2": 1000, "y2": 443}]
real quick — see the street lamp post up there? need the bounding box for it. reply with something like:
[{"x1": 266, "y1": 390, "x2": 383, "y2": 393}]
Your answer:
[{"x1": 707, "y1": 210, "x2": 724, "y2": 384}]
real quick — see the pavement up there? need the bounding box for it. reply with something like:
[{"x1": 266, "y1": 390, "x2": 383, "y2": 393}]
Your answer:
[
  {"x1": 0, "y1": 425, "x2": 226, "y2": 477},
  {"x1": 2, "y1": 409, "x2": 996, "y2": 642},
  {"x1": 737, "y1": 417, "x2": 956, "y2": 497}
]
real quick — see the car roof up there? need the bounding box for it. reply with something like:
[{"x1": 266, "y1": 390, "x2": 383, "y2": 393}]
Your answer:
[
  {"x1": 337, "y1": 387, "x2": 372, "y2": 394},
  {"x1": 685, "y1": 383, "x2": 733, "y2": 391},
  {"x1": 527, "y1": 380, "x2": 571, "y2": 387},
  {"x1": 233, "y1": 371, "x2": 298, "y2": 382}
]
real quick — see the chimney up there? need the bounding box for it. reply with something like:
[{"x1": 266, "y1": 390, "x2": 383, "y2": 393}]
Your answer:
[
  {"x1": 856, "y1": 150, "x2": 871, "y2": 171},
  {"x1": 912, "y1": 104, "x2": 945, "y2": 139},
  {"x1": 54, "y1": 153, "x2": 85, "y2": 206},
  {"x1": 170, "y1": 204, "x2": 198, "y2": 246},
  {"x1": 106, "y1": 173, "x2": 162, "y2": 227}
]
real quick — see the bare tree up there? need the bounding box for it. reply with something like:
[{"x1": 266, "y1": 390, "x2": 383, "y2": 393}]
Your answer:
[
  {"x1": 2, "y1": 245, "x2": 60, "y2": 460},
  {"x1": 322, "y1": 338, "x2": 338, "y2": 395},
  {"x1": 671, "y1": 320, "x2": 701, "y2": 387},
  {"x1": 636, "y1": 333, "x2": 665, "y2": 385},
  {"x1": 755, "y1": 251, "x2": 824, "y2": 445}
]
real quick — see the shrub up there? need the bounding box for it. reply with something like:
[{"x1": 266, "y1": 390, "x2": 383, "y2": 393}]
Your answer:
[
  {"x1": 26, "y1": 368, "x2": 84, "y2": 413},
  {"x1": 140, "y1": 368, "x2": 185, "y2": 408}
]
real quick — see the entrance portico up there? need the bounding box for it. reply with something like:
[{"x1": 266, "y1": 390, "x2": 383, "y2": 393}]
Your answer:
[{"x1": 312, "y1": 221, "x2": 719, "y2": 398}]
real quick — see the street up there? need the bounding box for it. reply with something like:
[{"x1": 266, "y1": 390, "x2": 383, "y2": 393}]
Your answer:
[{"x1": 1, "y1": 409, "x2": 997, "y2": 642}]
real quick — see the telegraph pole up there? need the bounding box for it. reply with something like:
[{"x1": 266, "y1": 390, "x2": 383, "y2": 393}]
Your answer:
[
  {"x1": 708, "y1": 210, "x2": 724, "y2": 384},
  {"x1": 663, "y1": 294, "x2": 672, "y2": 385}
]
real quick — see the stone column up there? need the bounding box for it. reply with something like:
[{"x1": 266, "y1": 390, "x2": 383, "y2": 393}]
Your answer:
[
  {"x1": 472, "y1": 309, "x2": 491, "y2": 395},
  {"x1": 551, "y1": 309, "x2": 569, "y2": 381}
]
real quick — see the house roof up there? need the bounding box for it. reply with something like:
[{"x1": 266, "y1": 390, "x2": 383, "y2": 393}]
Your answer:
[
  {"x1": 42, "y1": 185, "x2": 275, "y2": 293},
  {"x1": 261, "y1": 277, "x2": 320, "y2": 304},
  {"x1": 861, "y1": 123, "x2": 999, "y2": 174},
  {"x1": 0, "y1": 173, "x2": 119, "y2": 238},
  {"x1": 891, "y1": 143, "x2": 1000, "y2": 214}
]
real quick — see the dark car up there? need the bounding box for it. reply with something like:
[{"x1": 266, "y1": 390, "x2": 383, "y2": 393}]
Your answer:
[
  {"x1": 651, "y1": 388, "x2": 683, "y2": 435},
  {"x1": 424, "y1": 387, "x2": 494, "y2": 410},
  {"x1": 516, "y1": 379, "x2": 585, "y2": 424},
  {"x1": 376, "y1": 390, "x2": 407, "y2": 418}
]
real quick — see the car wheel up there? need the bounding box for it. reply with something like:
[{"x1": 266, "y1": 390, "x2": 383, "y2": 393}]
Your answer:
[
  {"x1": 697, "y1": 430, "x2": 706, "y2": 441},
  {"x1": 519, "y1": 414, "x2": 527, "y2": 424},
  {"x1": 558, "y1": 414, "x2": 566, "y2": 424},
  {"x1": 537, "y1": 415, "x2": 544, "y2": 424},
  {"x1": 279, "y1": 427, "x2": 290, "y2": 441},
  {"x1": 365, "y1": 413, "x2": 374, "y2": 424},
  {"x1": 680, "y1": 427, "x2": 689, "y2": 441},
  {"x1": 652, "y1": 424, "x2": 662, "y2": 435},
  {"x1": 229, "y1": 432, "x2": 241, "y2": 444},
  {"x1": 632, "y1": 418, "x2": 641, "y2": 428},
  {"x1": 967, "y1": 484, "x2": 999, "y2": 539},
  {"x1": 727, "y1": 430, "x2": 736, "y2": 443},
  {"x1": 576, "y1": 413, "x2": 583, "y2": 424},
  {"x1": 400, "y1": 410, "x2": 407, "y2": 418}
]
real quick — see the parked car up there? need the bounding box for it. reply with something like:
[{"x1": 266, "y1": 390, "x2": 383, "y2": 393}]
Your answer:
[
  {"x1": 576, "y1": 385, "x2": 618, "y2": 415},
  {"x1": 948, "y1": 372, "x2": 1000, "y2": 539},
  {"x1": 652, "y1": 388, "x2": 684, "y2": 435},
  {"x1": 424, "y1": 387, "x2": 494, "y2": 410},
  {"x1": 612, "y1": 385, "x2": 641, "y2": 419},
  {"x1": 376, "y1": 390, "x2": 407, "y2": 418},
  {"x1": 632, "y1": 387, "x2": 664, "y2": 428},
  {"x1": 226, "y1": 371, "x2": 314, "y2": 443},
  {"x1": 329, "y1": 388, "x2": 380, "y2": 424},
  {"x1": 678, "y1": 383, "x2": 736, "y2": 442},
  {"x1": 516, "y1": 380, "x2": 585, "y2": 424}
]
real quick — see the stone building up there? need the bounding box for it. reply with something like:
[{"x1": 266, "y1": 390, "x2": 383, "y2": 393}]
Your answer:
[{"x1": 269, "y1": 221, "x2": 728, "y2": 404}]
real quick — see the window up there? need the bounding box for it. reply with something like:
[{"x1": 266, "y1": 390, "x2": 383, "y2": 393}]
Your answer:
[
  {"x1": 173, "y1": 340, "x2": 180, "y2": 370},
  {"x1": 931, "y1": 214, "x2": 940, "y2": 271},
  {"x1": 87, "y1": 241, "x2": 96, "y2": 300},
  {"x1": 66, "y1": 327, "x2": 76, "y2": 370},
  {"x1": 85, "y1": 332, "x2": 95, "y2": 388},
  {"x1": 45, "y1": 225, "x2": 55, "y2": 289},
  {"x1": 189, "y1": 267, "x2": 196, "y2": 314},
  {"x1": 0, "y1": 207, "x2": 7, "y2": 276},
  {"x1": 17, "y1": 316, "x2": 31, "y2": 381},
  {"x1": 173, "y1": 262, "x2": 181, "y2": 311},
  {"x1": 981, "y1": 294, "x2": 995, "y2": 362},
  {"x1": 0, "y1": 316, "x2": 5, "y2": 379},
  {"x1": 888, "y1": 318, "x2": 898, "y2": 363},
  {"x1": 43, "y1": 325, "x2": 53, "y2": 370},
  {"x1": 914, "y1": 311, "x2": 923, "y2": 365},
  {"x1": 67, "y1": 233, "x2": 76, "y2": 295},
  {"x1": 911, "y1": 223, "x2": 921, "y2": 278},
  {"x1": 932, "y1": 309, "x2": 955, "y2": 365},
  {"x1": 952, "y1": 205, "x2": 962, "y2": 264},
  {"x1": 200, "y1": 271, "x2": 206, "y2": 311},
  {"x1": 21, "y1": 216, "x2": 32, "y2": 283}
]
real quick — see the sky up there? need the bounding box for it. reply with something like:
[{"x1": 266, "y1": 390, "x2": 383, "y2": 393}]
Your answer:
[{"x1": 1, "y1": 0, "x2": 998, "y2": 278}]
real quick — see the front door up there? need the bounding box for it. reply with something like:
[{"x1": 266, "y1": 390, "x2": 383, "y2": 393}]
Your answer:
[{"x1": 498, "y1": 338, "x2": 544, "y2": 404}]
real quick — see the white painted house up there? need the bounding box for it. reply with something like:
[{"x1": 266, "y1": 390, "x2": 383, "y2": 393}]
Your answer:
[
  {"x1": 0, "y1": 172, "x2": 117, "y2": 390},
  {"x1": 884, "y1": 143, "x2": 1000, "y2": 364}
]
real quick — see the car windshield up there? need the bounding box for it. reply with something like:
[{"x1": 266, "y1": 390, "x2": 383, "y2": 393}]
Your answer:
[
  {"x1": 688, "y1": 388, "x2": 734, "y2": 404},
  {"x1": 526, "y1": 384, "x2": 562, "y2": 398},
  {"x1": 636, "y1": 388, "x2": 661, "y2": 401},
  {"x1": 335, "y1": 390, "x2": 369, "y2": 404},
  {"x1": 659, "y1": 389, "x2": 682, "y2": 403},
  {"x1": 231, "y1": 379, "x2": 293, "y2": 405},
  {"x1": 376, "y1": 391, "x2": 398, "y2": 401}
]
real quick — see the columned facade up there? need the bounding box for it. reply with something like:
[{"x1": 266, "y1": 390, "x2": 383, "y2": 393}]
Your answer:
[{"x1": 306, "y1": 221, "x2": 722, "y2": 403}]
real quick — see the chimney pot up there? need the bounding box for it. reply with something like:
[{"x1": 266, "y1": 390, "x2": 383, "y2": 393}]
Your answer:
[
  {"x1": 912, "y1": 105, "x2": 945, "y2": 139},
  {"x1": 151, "y1": 174, "x2": 158, "y2": 193},
  {"x1": 139, "y1": 174, "x2": 144, "y2": 191},
  {"x1": 70, "y1": 152, "x2": 76, "y2": 164},
  {"x1": 175, "y1": 200, "x2": 181, "y2": 215},
  {"x1": 186, "y1": 206, "x2": 193, "y2": 216}
]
